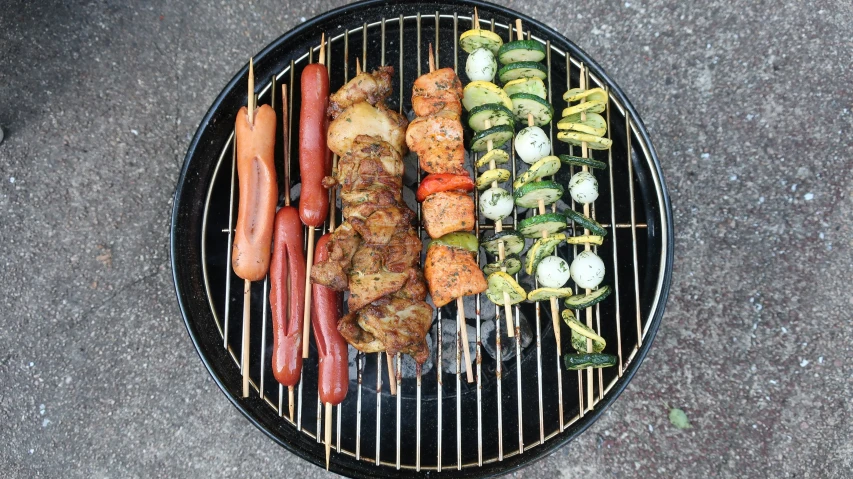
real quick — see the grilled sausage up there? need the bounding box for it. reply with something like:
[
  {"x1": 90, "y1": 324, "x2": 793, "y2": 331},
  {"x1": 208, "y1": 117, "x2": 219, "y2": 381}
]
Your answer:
[
  {"x1": 312, "y1": 233, "x2": 349, "y2": 405},
  {"x1": 269, "y1": 206, "x2": 305, "y2": 387},
  {"x1": 299, "y1": 63, "x2": 331, "y2": 227},
  {"x1": 232, "y1": 104, "x2": 278, "y2": 281}
]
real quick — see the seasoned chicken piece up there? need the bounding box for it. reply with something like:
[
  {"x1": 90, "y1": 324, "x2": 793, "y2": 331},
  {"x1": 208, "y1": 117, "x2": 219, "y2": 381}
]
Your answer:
[
  {"x1": 411, "y1": 67, "x2": 463, "y2": 117},
  {"x1": 405, "y1": 110, "x2": 466, "y2": 175},
  {"x1": 422, "y1": 191, "x2": 475, "y2": 239},
  {"x1": 392, "y1": 267, "x2": 429, "y2": 302},
  {"x1": 383, "y1": 227, "x2": 422, "y2": 273},
  {"x1": 338, "y1": 312, "x2": 385, "y2": 353},
  {"x1": 336, "y1": 136, "x2": 404, "y2": 194},
  {"x1": 310, "y1": 222, "x2": 361, "y2": 290},
  {"x1": 348, "y1": 270, "x2": 408, "y2": 312},
  {"x1": 357, "y1": 298, "x2": 434, "y2": 364},
  {"x1": 340, "y1": 187, "x2": 403, "y2": 220},
  {"x1": 424, "y1": 244, "x2": 488, "y2": 308},
  {"x1": 350, "y1": 206, "x2": 407, "y2": 246},
  {"x1": 328, "y1": 102, "x2": 408, "y2": 158},
  {"x1": 328, "y1": 66, "x2": 394, "y2": 119}
]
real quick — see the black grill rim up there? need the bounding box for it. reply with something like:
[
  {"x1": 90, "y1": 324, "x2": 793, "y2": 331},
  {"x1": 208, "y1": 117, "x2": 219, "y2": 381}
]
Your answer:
[{"x1": 170, "y1": 0, "x2": 675, "y2": 476}]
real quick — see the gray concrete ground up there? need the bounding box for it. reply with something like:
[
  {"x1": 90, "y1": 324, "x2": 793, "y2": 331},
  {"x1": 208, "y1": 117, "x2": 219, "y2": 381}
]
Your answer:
[{"x1": 2, "y1": 0, "x2": 852, "y2": 478}]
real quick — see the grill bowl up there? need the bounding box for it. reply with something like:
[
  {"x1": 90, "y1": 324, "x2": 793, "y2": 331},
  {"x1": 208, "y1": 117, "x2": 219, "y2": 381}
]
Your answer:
[{"x1": 171, "y1": 0, "x2": 674, "y2": 477}]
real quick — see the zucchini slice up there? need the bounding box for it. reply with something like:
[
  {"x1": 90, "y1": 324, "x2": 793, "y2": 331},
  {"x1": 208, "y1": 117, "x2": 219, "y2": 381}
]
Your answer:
[
  {"x1": 513, "y1": 155, "x2": 561, "y2": 189},
  {"x1": 430, "y1": 232, "x2": 479, "y2": 254},
  {"x1": 497, "y1": 61, "x2": 548, "y2": 83},
  {"x1": 483, "y1": 254, "x2": 522, "y2": 276},
  {"x1": 471, "y1": 125, "x2": 514, "y2": 151},
  {"x1": 480, "y1": 230, "x2": 526, "y2": 257},
  {"x1": 517, "y1": 212, "x2": 567, "y2": 238},
  {"x1": 561, "y1": 100, "x2": 606, "y2": 117},
  {"x1": 563, "y1": 353, "x2": 617, "y2": 370},
  {"x1": 527, "y1": 287, "x2": 574, "y2": 302},
  {"x1": 486, "y1": 271, "x2": 527, "y2": 305},
  {"x1": 563, "y1": 285, "x2": 612, "y2": 309},
  {"x1": 563, "y1": 87, "x2": 608, "y2": 104},
  {"x1": 459, "y1": 29, "x2": 504, "y2": 54},
  {"x1": 475, "y1": 168, "x2": 511, "y2": 190},
  {"x1": 475, "y1": 149, "x2": 510, "y2": 169},
  {"x1": 468, "y1": 103, "x2": 515, "y2": 132},
  {"x1": 510, "y1": 93, "x2": 554, "y2": 126},
  {"x1": 497, "y1": 39, "x2": 547, "y2": 64},
  {"x1": 513, "y1": 180, "x2": 564, "y2": 208},
  {"x1": 558, "y1": 154, "x2": 607, "y2": 170},
  {"x1": 563, "y1": 88, "x2": 585, "y2": 100},
  {"x1": 524, "y1": 233, "x2": 567, "y2": 275},
  {"x1": 503, "y1": 77, "x2": 547, "y2": 99},
  {"x1": 564, "y1": 234, "x2": 605, "y2": 246},
  {"x1": 462, "y1": 81, "x2": 513, "y2": 111},
  {"x1": 557, "y1": 112, "x2": 607, "y2": 136},
  {"x1": 561, "y1": 310, "x2": 606, "y2": 353},
  {"x1": 563, "y1": 209, "x2": 608, "y2": 236},
  {"x1": 557, "y1": 131, "x2": 613, "y2": 150}
]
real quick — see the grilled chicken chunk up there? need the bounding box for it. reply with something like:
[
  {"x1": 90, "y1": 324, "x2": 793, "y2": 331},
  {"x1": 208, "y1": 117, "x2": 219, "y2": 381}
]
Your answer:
[
  {"x1": 391, "y1": 267, "x2": 429, "y2": 302},
  {"x1": 310, "y1": 221, "x2": 361, "y2": 290},
  {"x1": 348, "y1": 270, "x2": 409, "y2": 312},
  {"x1": 422, "y1": 191, "x2": 475, "y2": 239},
  {"x1": 328, "y1": 66, "x2": 394, "y2": 119},
  {"x1": 405, "y1": 110, "x2": 466, "y2": 175},
  {"x1": 424, "y1": 244, "x2": 488, "y2": 308},
  {"x1": 357, "y1": 297, "x2": 433, "y2": 364},
  {"x1": 338, "y1": 312, "x2": 385, "y2": 353},
  {"x1": 328, "y1": 102, "x2": 408, "y2": 158},
  {"x1": 336, "y1": 136, "x2": 404, "y2": 194},
  {"x1": 411, "y1": 67, "x2": 463, "y2": 117}
]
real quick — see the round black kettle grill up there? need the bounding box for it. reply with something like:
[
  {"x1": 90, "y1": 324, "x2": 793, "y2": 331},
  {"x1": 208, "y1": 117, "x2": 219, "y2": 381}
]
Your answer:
[{"x1": 171, "y1": 0, "x2": 674, "y2": 476}]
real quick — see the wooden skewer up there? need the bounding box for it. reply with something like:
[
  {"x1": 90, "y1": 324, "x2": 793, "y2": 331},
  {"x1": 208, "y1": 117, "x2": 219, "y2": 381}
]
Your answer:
[
  {"x1": 282, "y1": 83, "x2": 296, "y2": 419},
  {"x1": 457, "y1": 297, "x2": 474, "y2": 383},
  {"x1": 325, "y1": 402, "x2": 333, "y2": 469},
  {"x1": 356, "y1": 57, "x2": 362, "y2": 75},
  {"x1": 241, "y1": 57, "x2": 257, "y2": 398},
  {"x1": 386, "y1": 353, "x2": 397, "y2": 396},
  {"x1": 579, "y1": 64, "x2": 595, "y2": 410},
  {"x1": 473, "y1": 7, "x2": 479, "y2": 27},
  {"x1": 303, "y1": 34, "x2": 327, "y2": 359}
]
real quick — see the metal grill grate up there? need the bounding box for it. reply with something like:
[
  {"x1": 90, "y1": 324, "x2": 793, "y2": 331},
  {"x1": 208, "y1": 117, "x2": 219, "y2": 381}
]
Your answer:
[{"x1": 195, "y1": 10, "x2": 668, "y2": 473}]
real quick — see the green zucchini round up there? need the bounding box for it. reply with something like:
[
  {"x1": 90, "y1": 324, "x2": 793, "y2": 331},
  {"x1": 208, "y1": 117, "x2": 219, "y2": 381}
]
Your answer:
[
  {"x1": 471, "y1": 125, "x2": 514, "y2": 151},
  {"x1": 497, "y1": 39, "x2": 547, "y2": 64},
  {"x1": 483, "y1": 254, "x2": 522, "y2": 276},
  {"x1": 563, "y1": 285, "x2": 612, "y2": 309},
  {"x1": 563, "y1": 208, "x2": 608, "y2": 236},
  {"x1": 510, "y1": 93, "x2": 554, "y2": 126},
  {"x1": 497, "y1": 61, "x2": 548, "y2": 83},
  {"x1": 467, "y1": 103, "x2": 515, "y2": 132},
  {"x1": 513, "y1": 180, "x2": 564, "y2": 208},
  {"x1": 558, "y1": 154, "x2": 607, "y2": 170},
  {"x1": 563, "y1": 353, "x2": 617, "y2": 370},
  {"x1": 480, "y1": 230, "x2": 526, "y2": 257},
  {"x1": 517, "y1": 212, "x2": 568, "y2": 238}
]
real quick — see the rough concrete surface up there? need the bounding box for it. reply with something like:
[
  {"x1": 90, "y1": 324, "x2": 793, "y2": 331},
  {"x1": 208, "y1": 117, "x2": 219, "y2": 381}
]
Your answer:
[{"x1": 1, "y1": 0, "x2": 852, "y2": 478}]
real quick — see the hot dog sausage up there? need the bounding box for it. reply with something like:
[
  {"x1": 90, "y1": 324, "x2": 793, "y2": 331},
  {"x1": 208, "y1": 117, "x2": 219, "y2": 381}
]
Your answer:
[
  {"x1": 299, "y1": 63, "x2": 331, "y2": 227},
  {"x1": 232, "y1": 104, "x2": 278, "y2": 281},
  {"x1": 312, "y1": 233, "x2": 349, "y2": 405},
  {"x1": 269, "y1": 206, "x2": 305, "y2": 387}
]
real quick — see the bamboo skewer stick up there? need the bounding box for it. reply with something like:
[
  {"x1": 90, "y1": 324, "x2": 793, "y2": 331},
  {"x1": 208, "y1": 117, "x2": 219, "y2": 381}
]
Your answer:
[
  {"x1": 303, "y1": 35, "x2": 326, "y2": 360},
  {"x1": 281, "y1": 83, "x2": 297, "y2": 421},
  {"x1": 579, "y1": 64, "x2": 595, "y2": 410},
  {"x1": 241, "y1": 58, "x2": 257, "y2": 398}
]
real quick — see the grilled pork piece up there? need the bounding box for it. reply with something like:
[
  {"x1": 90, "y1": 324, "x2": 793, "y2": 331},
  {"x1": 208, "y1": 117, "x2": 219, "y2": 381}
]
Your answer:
[
  {"x1": 422, "y1": 190, "x2": 475, "y2": 239},
  {"x1": 405, "y1": 110, "x2": 466, "y2": 175},
  {"x1": 328, "y1": 66, "x2": 394, "y2": 119},
  {"x1": 424, "y1": 243, "x2": 488, "y2": 308},
  {"x1": 335, "y1": 135, "x2": 404, "y2": 193},
  {"x1": 328, "y1": 102, "x2": 408, "y2": 158},
  {"x1": 338, "y1": 312, "x2": 385, "y2": 353},
  {"x1": 411, "y1": 67, "x2": 463, "y2": 117}
]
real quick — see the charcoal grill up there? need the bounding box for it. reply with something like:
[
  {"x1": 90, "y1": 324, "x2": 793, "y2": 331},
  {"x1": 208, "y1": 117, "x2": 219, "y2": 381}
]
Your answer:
[{"x1": 170, "y1": 0, "x2": 674, "y2": 476}]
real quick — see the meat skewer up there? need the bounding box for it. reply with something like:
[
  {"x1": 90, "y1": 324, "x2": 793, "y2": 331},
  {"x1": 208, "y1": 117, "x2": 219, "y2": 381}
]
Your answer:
[{"x1": 412, "y1": 45, "x2": 483, "y2": 383}]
